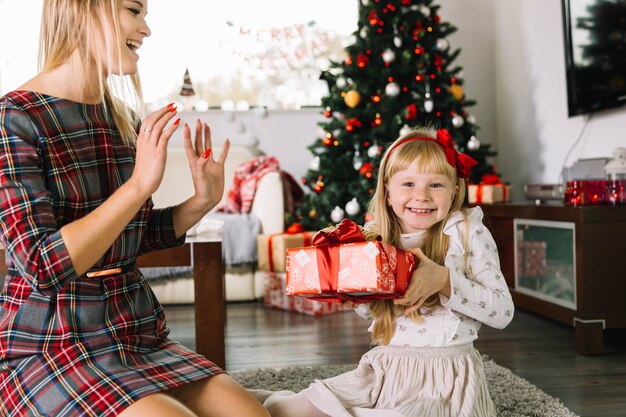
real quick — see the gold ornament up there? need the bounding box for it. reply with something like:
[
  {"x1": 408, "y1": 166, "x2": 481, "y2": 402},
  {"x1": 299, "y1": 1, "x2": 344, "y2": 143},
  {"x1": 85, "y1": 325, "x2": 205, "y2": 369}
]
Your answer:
[
  {"x1": 344, "y1": 90, "x2": 362, "y2": 108},
  {"x1": 449, "y1": 84, "x2": 464, "y2": 100},
  {"x1": 309, "y1": 209, "x2": 317, "y2": 218}
]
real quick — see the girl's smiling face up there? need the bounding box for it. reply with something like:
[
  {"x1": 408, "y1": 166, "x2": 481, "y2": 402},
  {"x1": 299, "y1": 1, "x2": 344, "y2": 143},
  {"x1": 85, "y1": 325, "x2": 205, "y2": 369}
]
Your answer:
[{"x1": 386, "y1": 159, "x2": 456, "y2": 233}]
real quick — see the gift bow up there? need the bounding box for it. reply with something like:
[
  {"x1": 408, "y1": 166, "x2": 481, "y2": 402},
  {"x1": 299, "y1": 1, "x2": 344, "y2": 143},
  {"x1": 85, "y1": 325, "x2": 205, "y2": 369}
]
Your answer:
[
  {"x1": 388, "y1": 128, "x2": 478, "y2": 179},
  {"x1": 475, "y1": 173, "x2": 508, "y2": 204},
  {"x1": 307, "y1": 219, "x2": 413, "y2": 303}
]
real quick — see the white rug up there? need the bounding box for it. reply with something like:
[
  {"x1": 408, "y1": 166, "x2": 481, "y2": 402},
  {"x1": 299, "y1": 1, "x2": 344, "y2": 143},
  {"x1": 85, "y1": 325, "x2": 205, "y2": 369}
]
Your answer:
[{"x1": 231, "y1": 357, "x2": 579, "y2": 417}]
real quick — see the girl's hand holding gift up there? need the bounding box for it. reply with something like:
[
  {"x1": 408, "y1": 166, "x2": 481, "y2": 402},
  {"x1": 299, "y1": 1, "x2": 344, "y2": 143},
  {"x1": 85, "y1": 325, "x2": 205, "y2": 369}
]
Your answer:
[{"x1": 394, "y1": 247, "x2": 452, "y2": 315}]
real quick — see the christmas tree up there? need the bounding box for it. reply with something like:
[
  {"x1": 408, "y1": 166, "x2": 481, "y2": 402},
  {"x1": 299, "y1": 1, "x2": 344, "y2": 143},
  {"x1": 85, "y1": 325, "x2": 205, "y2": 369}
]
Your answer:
[
  {"x1": 296, "y1": 0, "x2": 498, "y2": 230},
  {"x1": 180, "y1": 67, "x2": 196, "y2": 97}
]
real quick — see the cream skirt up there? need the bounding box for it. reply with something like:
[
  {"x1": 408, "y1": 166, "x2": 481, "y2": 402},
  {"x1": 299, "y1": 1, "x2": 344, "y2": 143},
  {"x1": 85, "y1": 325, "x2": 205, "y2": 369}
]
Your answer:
[{"x1": 299, "y1": 343, "x2": 496, "y2": 417}]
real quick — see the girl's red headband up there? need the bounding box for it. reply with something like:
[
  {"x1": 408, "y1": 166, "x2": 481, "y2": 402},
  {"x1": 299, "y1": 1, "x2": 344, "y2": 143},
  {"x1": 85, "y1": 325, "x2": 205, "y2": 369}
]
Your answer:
[{"x1": 388, "y1": 128, "x2": 478, "y2": 179}]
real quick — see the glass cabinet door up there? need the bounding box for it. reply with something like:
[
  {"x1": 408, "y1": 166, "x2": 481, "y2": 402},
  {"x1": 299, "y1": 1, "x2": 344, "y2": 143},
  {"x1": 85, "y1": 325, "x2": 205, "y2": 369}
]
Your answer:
[{"x1": 513, "y1": 219, "x2": 576, "y2": 309}]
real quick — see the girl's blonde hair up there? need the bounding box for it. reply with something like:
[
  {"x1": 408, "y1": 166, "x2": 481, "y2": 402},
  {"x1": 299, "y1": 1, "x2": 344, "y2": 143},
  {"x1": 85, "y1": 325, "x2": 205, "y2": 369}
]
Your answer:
[
  {"x1": 39, "y1": 0, "x2": 142, "y2": 145},
  {"x1": 366, "y1": 127, "x2": 467, "y2": 345}
]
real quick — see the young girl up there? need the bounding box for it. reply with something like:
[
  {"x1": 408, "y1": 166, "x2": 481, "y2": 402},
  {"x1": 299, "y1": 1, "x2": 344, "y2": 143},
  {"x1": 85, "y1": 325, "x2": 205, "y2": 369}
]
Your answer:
[
  {"x1": 259, "y1": 127, "x2": 514, "y2": 417},
  {"x1": 0, "y1": 1, "x2": 269, "y2": 416}
]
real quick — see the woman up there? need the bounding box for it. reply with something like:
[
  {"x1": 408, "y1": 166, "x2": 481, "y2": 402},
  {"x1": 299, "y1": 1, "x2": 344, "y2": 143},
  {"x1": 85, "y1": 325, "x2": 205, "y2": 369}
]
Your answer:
[{"x1": 0, "y1": 1, "x2": 269, "y2": 416}]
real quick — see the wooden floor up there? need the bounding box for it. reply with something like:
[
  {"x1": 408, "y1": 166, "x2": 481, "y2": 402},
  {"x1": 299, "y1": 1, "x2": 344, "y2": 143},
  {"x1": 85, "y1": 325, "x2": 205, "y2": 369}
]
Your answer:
[{"x1": 164, "y1": 302, "x2": 626, "y2": 417}]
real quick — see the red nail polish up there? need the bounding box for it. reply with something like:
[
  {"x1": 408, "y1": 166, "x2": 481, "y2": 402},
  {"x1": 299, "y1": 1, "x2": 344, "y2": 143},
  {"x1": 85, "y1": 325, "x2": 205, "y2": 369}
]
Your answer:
[
  {"x1": 166, "y1": 102, "x2": 175, "y2": 108},
  {"x1": 170, "y1": 106, "x2": 177, "y2": 112},
  {"x1": 173, "y1": 118, "x2": 181, "y2": 126},
  {"x1": 202, "y1": 149, "x2": 212, "y2": 159}
]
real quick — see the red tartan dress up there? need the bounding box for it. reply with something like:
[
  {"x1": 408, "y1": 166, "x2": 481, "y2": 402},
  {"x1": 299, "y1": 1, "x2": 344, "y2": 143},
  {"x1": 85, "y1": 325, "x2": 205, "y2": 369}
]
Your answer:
[{"x1": 0, "y1": 91, "x2": 224, "y2": 416}]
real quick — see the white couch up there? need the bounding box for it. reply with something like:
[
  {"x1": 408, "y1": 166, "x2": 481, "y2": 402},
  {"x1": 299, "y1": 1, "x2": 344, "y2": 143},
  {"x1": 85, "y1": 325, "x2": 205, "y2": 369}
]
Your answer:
[{"x1": 149, "y1": 139, "x2": 285, "y2": 303}]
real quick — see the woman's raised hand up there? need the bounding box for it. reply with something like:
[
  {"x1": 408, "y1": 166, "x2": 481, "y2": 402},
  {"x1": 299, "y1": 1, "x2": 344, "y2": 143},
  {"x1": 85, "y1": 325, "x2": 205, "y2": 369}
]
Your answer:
[
  {"x1": 131, "y1": 104, "x2": 180, "y2": 197},
  {"x1": 183, "y1": 119, "x2": 230, "y2": 212}
]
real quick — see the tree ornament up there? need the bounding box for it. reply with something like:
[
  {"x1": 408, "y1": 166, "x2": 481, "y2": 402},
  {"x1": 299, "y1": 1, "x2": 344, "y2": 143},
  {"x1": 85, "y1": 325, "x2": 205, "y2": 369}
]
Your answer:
[
  {"x1": 436, "y1": 39, "x2": 449, "y2": 50},
  {"x1": 385, "y1": 82, "x2": 400, "y2": 97},
  {"x1": 406, "y1": 103, "x2": 418, "y2": 120},
  {"x1": 324, "y1": 107, "x2": 332, "y2": 117},
  {"x1": 360, "y1": 27, "x2": 368, "y2": 38},
  {"x1": 467, "y1": 114, "x2": 477, "y2": 124},
  {"x1": 353, "y1": 146, "x2": 364, "y2": 170},
  {"x1": 336, "y1": 77, "x2": 347, "y2": 88},
  {"x1": 330, "y1": 206, "x2": 345, "y2": 223},
  {"x1": 382, "y1": 49, "x2": 396, "y2": 64},
  {"x1": 452, "y1": 114, "x2": 464, "y2": 128},
  {"x1": 309, "y1": 208, "x2": 317, "y2": 219},
  {"x1": 361, "y1": 0, "x2": 370, "y2": 5},
  {"x1": 356, "y1": 53, "x2": 370, "y2": 68},
  {"x1": 467, "y1": 136, "x2": 481, "y2": 151},
  {"x1": 344, "y1": 90, "x2": 362, "y2": 108},
  {"x1": 394, "y1": 36, "x2": 402, "y2": 48},
  {"x1": 449, "y1": 84, "x2": 464, "y2": 100},
  {"x1": 359, "y1": 162, "x2": 373, "y2": 177},
  {"x1": 424, "y1": 93, "x2": 434, "y2": 113},
  {"x1": 399, "y1": 124, "x2": 413, "y2": 136},
  {"x1": 345, "y1": 198, "x2": 361, "y2": 216},
  {"x1": 309, "y1": 156, "x2": 320, "y2": 171},
  {"x1": 367, "y1": 142, "x2": 380, "y2": 158},
  {"x1": 420, "y1": 5, "x2": 430, "y2": 16}
]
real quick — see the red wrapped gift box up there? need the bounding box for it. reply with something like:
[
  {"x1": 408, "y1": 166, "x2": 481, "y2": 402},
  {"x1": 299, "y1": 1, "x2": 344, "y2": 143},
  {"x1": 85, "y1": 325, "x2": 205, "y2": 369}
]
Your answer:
[
  {"x1": 262, "y1": 271, "x2": 348, "y2": 316},
  {"x1": 285, "y1": 219, "x2": 415, "y2": 303}
]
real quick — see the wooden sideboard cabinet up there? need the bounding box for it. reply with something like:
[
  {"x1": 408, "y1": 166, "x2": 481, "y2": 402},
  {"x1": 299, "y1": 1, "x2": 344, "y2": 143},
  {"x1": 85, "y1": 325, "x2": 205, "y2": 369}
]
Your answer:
[{"x1": 481, "y1": 203, "x2": 626, "y2": 355}]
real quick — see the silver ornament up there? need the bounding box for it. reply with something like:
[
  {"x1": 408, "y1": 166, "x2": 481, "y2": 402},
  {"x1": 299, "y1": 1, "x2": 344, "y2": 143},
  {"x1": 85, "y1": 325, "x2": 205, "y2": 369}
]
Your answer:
[
  {"x1": 367, "y1": 143, "x2": 380, "y2": 158},
  {"x1": 436, "y1": 39, "x2": 449, "y2": 50},
  {"x1": 467, "y1": 136, "x2": 481, "y2": 151},
  {"x1": 424, "y1": 94, "x2": 434, "y2": 113},
  {"x1": 345, "y1": 198, "x2": 361, "y2": 216},
  {"x1": 452, "y1": 114, "x2": 464, "y2": 128},
  {"x1": 336, "y1": 77, "x2": 347, "y2": 88},
  {"x1": 385, "y1": 82, "x2": 400, "y2": 97},
  {"x1": 382, "y1": 49, "x2": 396, "y2": 63},
  {"x1": 467, "y1": 114, "x2": 476, "y2": 124},
  {"x1": 309, "y1": 156, "x2": 320, "y2": 171},
  {"x1": 353, "y1": 149, "x2": 364, "y2": 170},
  {"x1": 394, "y1": 37, "x2": 402, "y2": 48},
  {"x1": 399, "y1": 124, "x2": 413, "y2": 136},
  {"x1": 330, "y1": 206, "x2": 345, "y2": 223}
]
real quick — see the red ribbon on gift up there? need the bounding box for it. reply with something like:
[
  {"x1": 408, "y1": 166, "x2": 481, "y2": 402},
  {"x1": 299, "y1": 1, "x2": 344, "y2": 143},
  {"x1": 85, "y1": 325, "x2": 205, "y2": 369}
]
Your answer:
[
  {"x1": 267, "y1": 224, "x2": 311, "y2": 272},
  {"x1": 307, "y1": 219, "x2": 414, "y2": 303},
  {"x1": 475, "y1": 173, "x2": 508, "y2": 204}
]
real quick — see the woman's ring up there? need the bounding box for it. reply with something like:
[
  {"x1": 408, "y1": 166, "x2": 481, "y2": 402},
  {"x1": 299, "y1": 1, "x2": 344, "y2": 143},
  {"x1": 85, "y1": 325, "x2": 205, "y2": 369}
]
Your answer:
[{"x1": 145, "y1": 127, "x2": 151, "y2": 133}]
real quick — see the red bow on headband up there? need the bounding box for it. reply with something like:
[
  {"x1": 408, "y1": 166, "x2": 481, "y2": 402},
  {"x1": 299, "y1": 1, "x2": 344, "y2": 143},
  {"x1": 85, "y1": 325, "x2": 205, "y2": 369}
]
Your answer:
[{"x1": 389, "y1": 129, "x2": 478, "y2": 179}]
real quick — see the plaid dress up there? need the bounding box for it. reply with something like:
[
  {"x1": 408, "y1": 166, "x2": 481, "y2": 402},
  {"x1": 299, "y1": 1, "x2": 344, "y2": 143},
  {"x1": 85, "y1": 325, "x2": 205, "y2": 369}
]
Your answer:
[{"x1": 0, "y1": 91, "x2": 223, "y2": 416}]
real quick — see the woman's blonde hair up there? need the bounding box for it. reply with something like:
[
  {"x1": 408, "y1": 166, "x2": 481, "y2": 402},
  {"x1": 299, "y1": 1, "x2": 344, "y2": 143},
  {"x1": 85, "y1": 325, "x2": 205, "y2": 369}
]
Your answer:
[
  {"x1": 39, "y1": 0, "x2": 142, "y2": 145},
  {"x1": 366, "y1": 127, "x2": 467, "y2": 345}
]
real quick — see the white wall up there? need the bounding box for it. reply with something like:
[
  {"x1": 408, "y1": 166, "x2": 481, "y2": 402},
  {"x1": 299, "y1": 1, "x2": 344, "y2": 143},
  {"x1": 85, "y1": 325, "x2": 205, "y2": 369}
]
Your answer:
[
  {"x1": 495, "y1": 0, "x2": 626, "y2": 200},
  {"x1": 167, "y1": 0, "x2": 498, "y2": 186}
]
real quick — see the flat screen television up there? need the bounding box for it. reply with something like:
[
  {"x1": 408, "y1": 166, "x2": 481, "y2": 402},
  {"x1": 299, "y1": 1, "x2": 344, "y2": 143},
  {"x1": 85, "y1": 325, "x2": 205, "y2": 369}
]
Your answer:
[{"x1": 561, "y1": 0, "x2": 626, "y2": 117}]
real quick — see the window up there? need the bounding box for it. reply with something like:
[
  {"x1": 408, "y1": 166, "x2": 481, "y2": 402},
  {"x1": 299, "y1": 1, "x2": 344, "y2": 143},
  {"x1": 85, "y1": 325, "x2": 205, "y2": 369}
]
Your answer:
[{"x1": 0, "y1": 0, "x2": 358, "y2": 110}]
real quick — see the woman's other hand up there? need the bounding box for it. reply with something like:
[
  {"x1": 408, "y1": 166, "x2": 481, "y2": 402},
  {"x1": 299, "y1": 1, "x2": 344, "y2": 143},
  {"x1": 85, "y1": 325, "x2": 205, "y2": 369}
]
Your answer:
[{"x1": 183, "y1": 119, "x2": 230, "y2": 213}]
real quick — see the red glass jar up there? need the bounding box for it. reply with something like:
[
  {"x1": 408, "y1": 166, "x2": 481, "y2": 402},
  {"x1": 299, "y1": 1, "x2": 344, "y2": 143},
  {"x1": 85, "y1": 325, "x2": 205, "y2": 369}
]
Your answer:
[
  {"x1": 586, "y1": 180, "x2": 607, "y2": 205},
  {"x1": 605, "y1": 179, "x2": 626, "y2": 205},
  {"x1": 564, "y1": 180, "x2": 587, "y2": 206}
]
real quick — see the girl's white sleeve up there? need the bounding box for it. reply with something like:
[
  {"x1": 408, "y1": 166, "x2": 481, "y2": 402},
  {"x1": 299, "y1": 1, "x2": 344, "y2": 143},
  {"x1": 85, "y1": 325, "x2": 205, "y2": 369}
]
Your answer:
[{"x1": 439, "y1": 218, "x2": 514, "y2": 329}]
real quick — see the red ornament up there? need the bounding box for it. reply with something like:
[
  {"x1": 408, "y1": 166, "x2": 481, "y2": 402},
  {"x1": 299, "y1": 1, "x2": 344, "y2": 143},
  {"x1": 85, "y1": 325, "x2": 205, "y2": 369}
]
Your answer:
[
  {"x1": 368, "y1": 10, "x2": 380, "y2": 26},
  {"x1": 406, "y1": 103, "x2": 417, "y2": 120},
  {"x1": 434, "y1": 53, "x2": 443, "y2": 67},
  {"x1": 356, "y1": 53, "x2": 370, "y2": 68},
  {"x1": 359, "y1": 162, "x2": 373, "y2": 176},
  {"x1": 345, "y1": 55, "x2": 353, "y2": 65},
  {"x1": 346, "y1": 118, "x2": 363, "y2": 132},
  {"x1": 324, "y1": 107, "x2": 332, "y2": 117}
]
